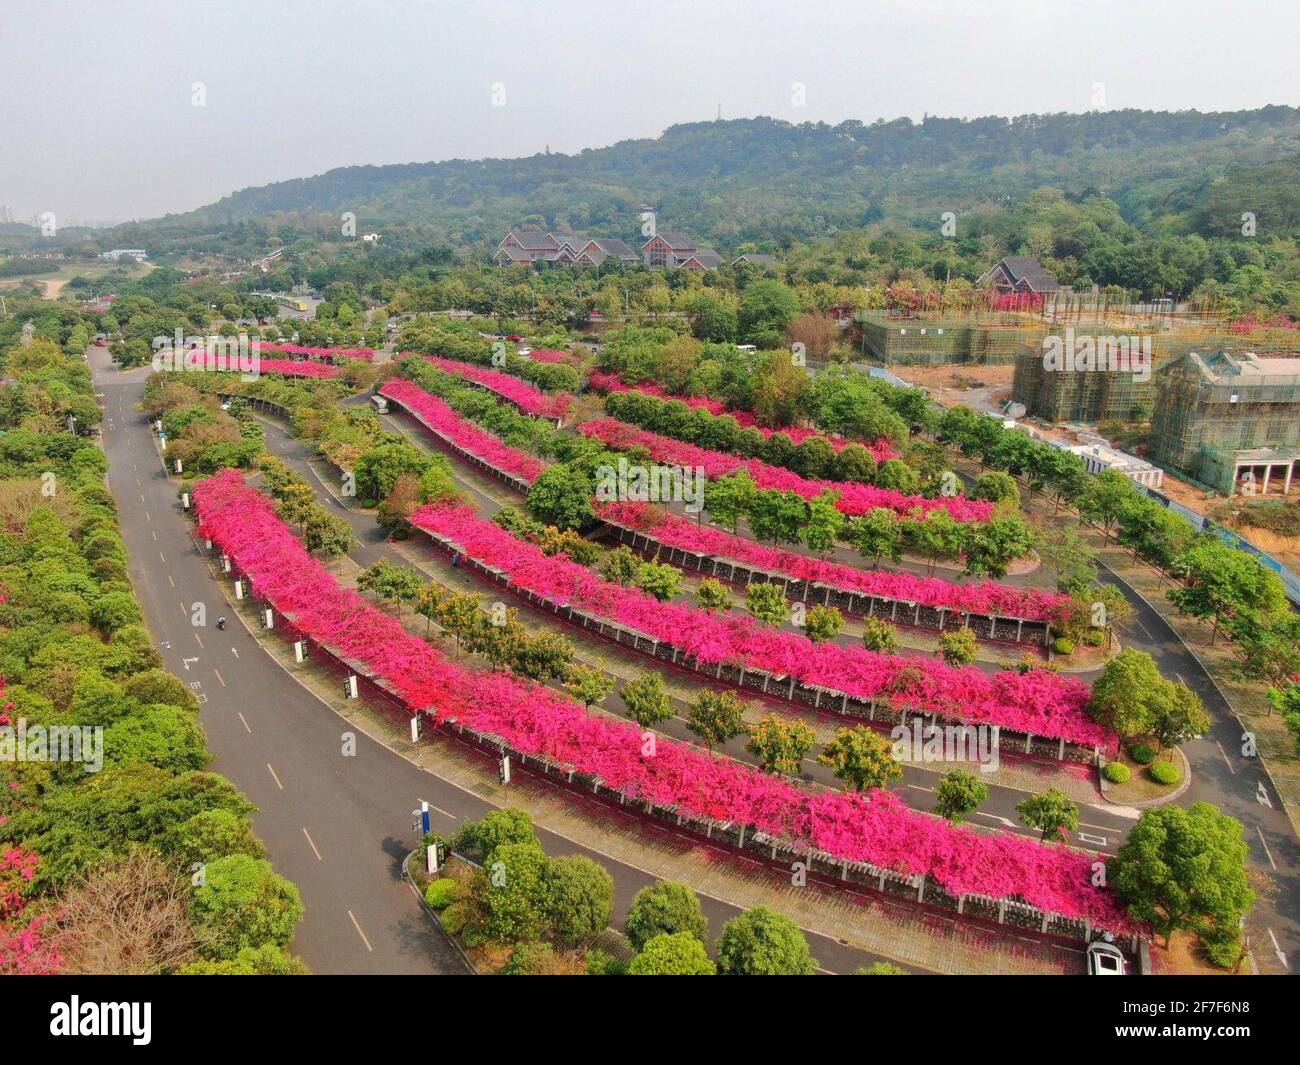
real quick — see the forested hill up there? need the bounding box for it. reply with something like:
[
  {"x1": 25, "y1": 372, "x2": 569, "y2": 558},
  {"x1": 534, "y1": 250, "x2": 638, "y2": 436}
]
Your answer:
[{"x1": 143, "y1": 107, "x2": 1300, "y2": 251}]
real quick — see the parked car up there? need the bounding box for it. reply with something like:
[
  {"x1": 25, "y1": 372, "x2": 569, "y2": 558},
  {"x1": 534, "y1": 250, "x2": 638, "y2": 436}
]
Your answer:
[{"x1": 1086, "y1": 939, "x2": 1126, "y2": 975}]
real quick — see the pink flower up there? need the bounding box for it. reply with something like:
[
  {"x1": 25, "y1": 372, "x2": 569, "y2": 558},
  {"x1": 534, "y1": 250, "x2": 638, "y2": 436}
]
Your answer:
[
  {"x1": 377, "y1": 380, "x2": 546, "y2": 484},
  {"x1": 580, "y1": 418, "x2": 994, "y2": 522},
  {"x1": 191, "y1": 468, "x2": 1135, "y2": 931},
  {"x1": 596, "y1": 500, "x2": 1068, "y2": 624},
  {"x1": 419, "y1": 354, "x2": 570, "y2": 419}
]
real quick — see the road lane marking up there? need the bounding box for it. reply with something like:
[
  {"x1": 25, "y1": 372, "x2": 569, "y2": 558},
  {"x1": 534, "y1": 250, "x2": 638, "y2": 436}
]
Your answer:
[
  {"x1": 159, "y1": 551, "x2": 166, "y2": 563},
  {"x1": 194, "y1": 632, "x2": 204, "y2": 648},
  {"x1": 302, "y1": 828, "x2": 323, "y2": 861},
  {"x1": 1256, "y1": 826, "x2": 1277, "y2": 871},
  {"x1": 213, "y1": 669, "x2": 226, "y2": 687},
  {"x1": 1078, "y1": 832, "x2": 1108, "y2": 846},
  {"x1": 168, "y1": 575, "x2": 175, "y2": 587},
  {"x1": 266, "y1": 763, "x2": 284, "y2": 790},
  {"x1": 417, "y1": 800, "x2": 456, "y2": 820},
  {"x1": 347, "y1": 910, "x2": 373, "y2": 952},
  {"x1": 237, "y1": 712, "x2": 251, "y2": 733},
  {"x1": 151, "y1": 530, "x2": 157, "y2": 540},
  {"x1": 1215, "y1": 740, "x2": 1236, "y2": 774},
  {"x1": 1268, "y1": 928, "x2": 1289, "y2": 970}
]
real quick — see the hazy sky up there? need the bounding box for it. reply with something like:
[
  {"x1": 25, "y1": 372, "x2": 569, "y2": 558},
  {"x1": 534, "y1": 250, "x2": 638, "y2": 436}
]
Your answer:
[{"x1": 3, "y1": 0, "x2": 1298, "y2": 225}]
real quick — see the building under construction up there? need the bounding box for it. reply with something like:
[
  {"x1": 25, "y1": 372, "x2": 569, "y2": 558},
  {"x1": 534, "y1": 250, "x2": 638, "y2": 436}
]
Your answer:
[
  {"x1": 1012, "y1": 328, "x2": 1165, "y2": 423},
  {"x1": 858, "y1": 312, "x2": 1045, "y2": 366},
  {"x1": 1152, "y1": 350, "x2": 1300, "y2": 494}
]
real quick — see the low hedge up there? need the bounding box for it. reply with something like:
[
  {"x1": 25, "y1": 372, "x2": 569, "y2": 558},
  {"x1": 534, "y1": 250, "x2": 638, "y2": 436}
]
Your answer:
[
  {"x1": 1148, "y1": 760, "x2": 1180, "y2": 786},
  {"x1": 1103, "y1": 762, "x2": 1131, "y2": 784},
  {"x1": 424, "y1": 878, "x2": 461, "y2": 909},
  {"x1": 1130, "y1": 742, "x2": 1157, "y2": 765}
]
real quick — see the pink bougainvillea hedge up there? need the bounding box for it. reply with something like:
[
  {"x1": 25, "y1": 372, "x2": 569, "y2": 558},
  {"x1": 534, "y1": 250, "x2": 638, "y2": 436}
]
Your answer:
[
  {"x1": 410, "y1": 501, "x2": 1112, "y2": 751},
  {"x1": 580, "y1": 417, "x2": 995, "y2": 523},
  {"x1": 258, "y1": 343, "x2": 375, "y2": 362},
  {"x1": 378, "y1": 379, "x2": 548, "y2": 485},
  {"x1": 597, "y1": 500, "x2": 1068, "y2": 625},
  {"x1": 191, "y1": 468, "x2": 1134, "y2": 930},
  {"x1": 587, "y1": 369, "x2": 897, "y2": 461},
  {"x1": 421, "y1": 354, "x2": 571, "y2": 419},
  {"x1": 528, "y1": 348, "x2": 579, "y2": 364},
  {"x1": 256, "y1": 358, "x2": 343, "y2": 380}
]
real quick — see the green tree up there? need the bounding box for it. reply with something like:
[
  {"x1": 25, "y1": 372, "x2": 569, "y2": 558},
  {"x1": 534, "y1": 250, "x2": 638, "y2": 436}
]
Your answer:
[
  {"x1": 802, "y1": 490, "x2": 843, "y2": 553},
  {"x1": 746, "y1": 582, "x2": 788, "y2": 627},
  {"x1": 546, "y1": 854, "x2": 614, "y2": 946},
  {"x1": 621, "y1": 672, "x2": 673, "y2": 728},
  {"x1": 634, "y1": 560, "x2": 683, "y2": 601},
  {"x1": 624, "y1": 881, "x2": 709, "y2": 951},
  {"x1": 600, "y1": 545, "x2": 641, "y2": 585},
  {"x1": 353, "y1": 442, "x2": 429, "y2": 501},
  {"x1": 565, "y1": 665, "x2": 615, "y2": 709},
  {"x1": 686, "y1": 690, "x2": 747, "y2": 750},
  {"x1": 1088, "y1": 648, "x2": 1164, "y2": 737},
  {"x1": 1169, "y1": 540, "x2": 1289, "y2": 643},
  {"x1": 933, "y1": 770, "x2": 988, "y2": 823},
  {"x1": 189, "y1": 854, "x2": 304, "y2": 961},
  {"x1": 937, "y1": 628, "x2": 978, "y2": 667},
  {"x1": 627, "y1": 932, "x2": 716, "y2": 975},
  {"x1": 1111, "y1": 802, "x2": 1253, "y2": 952},
  {"x1": 694, "y1": 578, "x2": 731, "y2": 611},
  {"x1": 849, "y1": 508, "x2": 902, "y2": 568},
  {"x1": 704, "y1": 472, "x2": 757, "y2": 533},
  {"x1": 746, "y1": 715, "x2": 816, "y2": 776},
  {"x1": 715, "y1": 907, "x2": 817, "y2": 975},
  {"x1": 477, "y1": 841, "x2": 551, "y2": 943},
  {"x1": 818, "y1": 726, "x2": 902, "y2": 791},
  {"x1": 861, "y1": 617, "x2": 901, "y2": 653},
  {"x1": 1015, "y1": 788, "x2": 1079, "y2": 843},
  {"x1": 526, "y1": 464, "x2": 595, "y2": 531},
  {"x1": 803, "y1": 604, "x2": 844, "y2": 642}
]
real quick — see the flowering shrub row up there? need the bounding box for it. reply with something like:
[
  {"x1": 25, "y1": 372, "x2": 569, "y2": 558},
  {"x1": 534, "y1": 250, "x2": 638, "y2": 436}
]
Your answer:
[
  {"x1": 192, "y1": 469, "x2": 1131, "y2": 929},
  {"x1": 587, "y1": 369, "x2": 897, "y2": 461},
  {"x1": 528, "y1": 348, "x2": 579, "y2": 364},
  {"x1": 378, "y1": 379, "x2": 548, "y2": 485},
  {"x1": 257, "y1": 358, "x2": 343, "y2": 380},
  {"x1": 410, "y1": 501, "x2": 1111, "y2": 750},
  {"x1": 580, "y1": 417, "x2": 996, "y2": 523},
  {"x1": 422, "y1": 354, "x2": 571, "y2": 419},
  {"x1": 596, "y1": 500, "x2": 1067, "y2": 624},
  {"x1": 259, "y1": 343, "x2": 375, "y2": 362}
]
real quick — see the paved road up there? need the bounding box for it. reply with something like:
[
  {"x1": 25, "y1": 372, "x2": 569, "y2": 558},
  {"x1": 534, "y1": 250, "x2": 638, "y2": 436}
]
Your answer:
[{"x1": 89, "y1": 353, "x2": 914, "y2": 974}]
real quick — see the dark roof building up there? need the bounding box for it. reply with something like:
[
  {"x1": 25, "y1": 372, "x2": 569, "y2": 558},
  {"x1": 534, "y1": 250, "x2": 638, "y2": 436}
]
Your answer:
[
  {"x1": 978, "y1": 256, "x2": 1061, "y2": 295},
  {"x1": 732, "y1": 253, "x2": 778, "y2": 268}
]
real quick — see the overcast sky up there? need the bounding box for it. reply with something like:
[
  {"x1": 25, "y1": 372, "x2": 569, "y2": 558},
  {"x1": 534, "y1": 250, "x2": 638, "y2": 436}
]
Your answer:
[{"x1": 3, "y1": 0, "x2": 1298, "y2": 226}]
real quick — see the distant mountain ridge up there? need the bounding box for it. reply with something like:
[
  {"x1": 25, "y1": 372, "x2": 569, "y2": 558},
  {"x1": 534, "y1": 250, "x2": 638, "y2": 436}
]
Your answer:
[{"x1": 136, "y1": 107, "x2": 1300, "y2": 250}]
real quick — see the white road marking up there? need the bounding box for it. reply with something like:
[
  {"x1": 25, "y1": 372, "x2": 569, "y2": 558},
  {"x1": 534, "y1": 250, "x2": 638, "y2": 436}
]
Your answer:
[
  {"x1": 237, "y1": 712, "x2": 252, "y2": 734},
  {"x1": 302, "y1": 828, "x2": 323, "y2": 861},
  {"x1": 194, "y1": 632, "x2": 203, "y2": 648},
  {"x1": 1078, "y1": 832, "x2": 1108, "y2": 846},
  {"x1": 1215, "y1": 740, "x2": 1236, "y2": 774},
  {"x1": 347, "y1": 910, "x2": 373, "y2": 952},
  {"x1": 1256, "y1": 826, "x2": 1277, "y2": 871},
  {"x1": 1268, "y1": 928, "x2": 1289, "y2": 970},
  {"x1": 266, "y1": 763, "x2": 284, "y2": 790},
  {"x1": 417, "y1": 800, "x2": 456, "y2": 820},
  {"x1": 213, "y1": 669, "x2": 226, "y2": 688}
]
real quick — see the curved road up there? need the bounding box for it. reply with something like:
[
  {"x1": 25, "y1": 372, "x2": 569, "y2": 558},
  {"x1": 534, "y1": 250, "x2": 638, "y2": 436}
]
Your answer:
[{"x1": 90, "y1": 352, "x2": 914, "y2": 974}]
